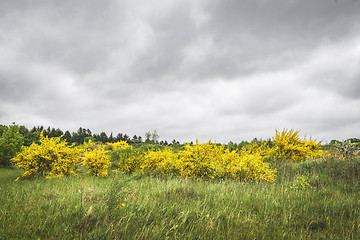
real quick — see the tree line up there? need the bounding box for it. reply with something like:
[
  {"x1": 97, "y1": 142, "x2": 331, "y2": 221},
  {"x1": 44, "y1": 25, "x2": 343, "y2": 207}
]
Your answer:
[
  {"x1": 0, "y1": 124, "x2": 181, "y2": 147},
  {"x1": 0, "y1": 124, "x2": 137, "y2": 146}
]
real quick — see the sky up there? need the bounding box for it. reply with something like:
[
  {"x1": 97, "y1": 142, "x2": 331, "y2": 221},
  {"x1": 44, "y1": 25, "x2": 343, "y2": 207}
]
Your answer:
[{"x1": 1, "y1": 0, "x2": 360, "y2": 143}]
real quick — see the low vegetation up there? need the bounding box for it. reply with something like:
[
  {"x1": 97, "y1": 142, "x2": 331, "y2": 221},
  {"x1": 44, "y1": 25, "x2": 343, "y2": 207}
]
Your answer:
[{"x1": 0, "y1": 125, "x2": 359, "y2": 239}]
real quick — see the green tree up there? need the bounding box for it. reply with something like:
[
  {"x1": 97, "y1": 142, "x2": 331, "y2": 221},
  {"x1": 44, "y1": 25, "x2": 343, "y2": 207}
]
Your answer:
[
  {"x1": 48, "y1": 128, "x2": 63, "y2": 138},
  {"x1": 123, "y1": 134, "x2": 130, "y2": 143},
  {"x1": 115, "y1": 133, "x2": 124, "y2": 142},
  {"x1": 132, "y1": 135, "x2": 138, "y2": 143},
  {"x1": 0, "y1": 124, "x2": 24, "y2": 167},
  {"x1": 0, "y1": 124, "x2": 8, "y2": 136},
  {"x1": 63, "y1": 131, "x2": 72, "y2": 143},
  {"x1": 109, "y1": 132, "x2": 114, "y2": 143},
  {"x1": 72, "y1": 127, "x2": 92, "y2": 144},
  {"x1": 18, "y1": 125, "x2": 32, "y2": 146},
  {"x1": 94, "y1": 132, "x2": 108, "y2": 143}
]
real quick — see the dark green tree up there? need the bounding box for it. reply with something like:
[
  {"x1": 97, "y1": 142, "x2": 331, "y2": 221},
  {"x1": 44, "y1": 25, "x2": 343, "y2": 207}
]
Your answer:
[
  {"x1": 72, "y1": 127, "x2": 92, "y2": 144},
  {"x1": 109, "y1": 133, "x2": 114, "y2": 143},
  {"x1": 63, "y1": 131, "x2": 72, "y2": 143},
  {"x1": 132, "y1": 135, "x2": 139, "y2": 143},
  {"x1": 95, "y1": 132, "x2": 108, "y2": 143},
  {"x1": 115, "y1": 133, "x2": 124, "y2": 142},
  {"x1": 48, "y1": 128, "x2": 63, "y2": 138},
  {"x1": 18, "y1": 125, "x2": 33, "y2": 146},
  {"x1": 123, "y1": 134, "x2": 130, "y2": 143}
]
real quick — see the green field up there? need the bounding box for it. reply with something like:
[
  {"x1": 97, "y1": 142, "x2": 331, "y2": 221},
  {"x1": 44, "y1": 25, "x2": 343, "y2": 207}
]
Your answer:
[{"x1": 1, "y1": 158, "x2": 359, "y2": 239}]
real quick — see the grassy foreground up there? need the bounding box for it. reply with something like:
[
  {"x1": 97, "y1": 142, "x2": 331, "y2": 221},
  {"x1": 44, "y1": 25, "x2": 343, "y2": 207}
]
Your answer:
[{"x1": 1, "y1": 158, "x2": 359, "y2": 239}]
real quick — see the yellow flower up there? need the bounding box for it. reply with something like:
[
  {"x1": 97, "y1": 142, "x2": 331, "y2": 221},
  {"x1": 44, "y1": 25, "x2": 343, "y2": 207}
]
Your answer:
[
  {"x1": 273, "y1": 129, "x2": 326, "y2": 162},
  {"x1": 11, "y1": 132, "x2": 81, "y2": 179}
]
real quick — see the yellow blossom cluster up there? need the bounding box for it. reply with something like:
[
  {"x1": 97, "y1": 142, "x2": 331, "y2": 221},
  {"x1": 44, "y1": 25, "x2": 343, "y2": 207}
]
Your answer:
[
  {"x1": 273, "y1": 129, "x2": 326, "y2": 162},
  {"x1": 106, "y1": 141, "x2": 129, "y2": 151},
  {"x1": 11, "y1": 135, "x2": 114, "y2": 179},
  {"x1": 81, "y1": 144, "x2": 111, "y2": 177},
  {"x1": 178, "y1": 140, "x2": 276, "y2": 182},
  {"x1": 115, "y1": 139, "x2": 276, "y2": 182},
  {"x1": 115, "y1": 130, "x2": 327, "y2": 182},
  {"x1": 11, "y1": 132, "x2": 81, "y2": 179},
  {"x1": 220, "y1": 143, "x2": 276, "y2": 182},
  {"x1": 141, "y1": 148, "x2": 182, "y2": 176},
  {"x1": 114, "y1": 147, "x2": 144, "y2": 174}
]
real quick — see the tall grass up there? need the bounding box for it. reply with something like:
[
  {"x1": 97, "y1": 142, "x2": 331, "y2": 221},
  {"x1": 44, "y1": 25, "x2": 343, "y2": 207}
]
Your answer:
[{"x1": 1, "y1": 157, "x2": 359, "y2": 239}]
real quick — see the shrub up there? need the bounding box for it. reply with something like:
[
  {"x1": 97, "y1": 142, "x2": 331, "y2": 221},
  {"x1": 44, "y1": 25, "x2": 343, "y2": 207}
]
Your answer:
[
  {"x1": 178, "y1": 140, "x2": 222, "y2": 179},
  {"x1": 178, "y1": 140, "x2": 276, "y2": 182},
  {"x1": 106, "y1": 141, "x2": 129, "y2": 151},
  {"x1": 273, "y1": 129, "x2": 326, "y2": 162},
  {"x1": 112, "y1": 139, "x2": 277, "y2": 182},
  {"x1": 114, "y1": 147, "x2": 144, "y2": 174},
  {"x1": 212, "y1": 144, "x2": 276, "y2": 182},
  {"x1": 243, "y1": 141, "x2": 275, "y2": 160},
  {"x1": 237, "y1": 146, "x2": 277, "y2": 182},
  {"x1": 331, "y1": 139, "x2": 360, "y2": 159},
  {"x1": 81, "y1": 145, "x2": 111, "y2": 177},
  {"x1": 11, "y1": 132, "x2": 80, "y2": 179},
  {"x1": 141, "y1": 149, "x2": 182, "y2": 176}
]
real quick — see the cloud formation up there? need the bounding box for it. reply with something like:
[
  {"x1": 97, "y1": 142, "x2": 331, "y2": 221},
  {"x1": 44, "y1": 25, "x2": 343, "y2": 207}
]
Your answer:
[{"x1": 1, "y1": 0, "x2": 360, "y2": 143}]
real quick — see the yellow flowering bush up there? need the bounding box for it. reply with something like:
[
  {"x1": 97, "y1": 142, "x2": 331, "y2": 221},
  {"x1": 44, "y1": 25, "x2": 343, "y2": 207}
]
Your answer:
[
  {"x1": 236, "y1": 147, "x2": 276, "y2": 182},
  {"x1": 178, "y1": 140, "x2": 276, "y2": 182},
  {"x1": 273, "y1": 129, "x2": 326, "y2": 162},
  {"x1": 114, "y1": 147, "x2": 144, "y2": 173},
  {"x1": 300, "y1": 138, "x2": 327, "y2": 160},
  {"x1": 212, "y1": 144, "x2": 276, "y2": 182},
  {"x1": 106, "y1": 141, "x2": 129, "y2": 151},
  {"x1": 11, "y1": 132, "x2": 81, "y2": 179},
  {"x1": 244, "y1": 141, "x2": 276, "y2": 160},
  {"x1": 81, "y1": 145, "x2": 111, "y2": 177},
  {"x1": 213, "y1": 149, "x2": 240, "y2": 179},
  {"x1": 113, "y1": 139, "x2": 276, "y2": 182},
  {"x1": 178, "y1": 140, "x2": 222, "y2": 178},
  {"x1": 141, "y1": 149, "x2": 181, "y2": 176}
]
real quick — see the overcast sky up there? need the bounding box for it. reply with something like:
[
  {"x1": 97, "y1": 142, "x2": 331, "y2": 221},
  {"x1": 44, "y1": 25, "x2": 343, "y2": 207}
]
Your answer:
[{"x1": 1, "y1": 0, "x2": 360, "y2": 143}]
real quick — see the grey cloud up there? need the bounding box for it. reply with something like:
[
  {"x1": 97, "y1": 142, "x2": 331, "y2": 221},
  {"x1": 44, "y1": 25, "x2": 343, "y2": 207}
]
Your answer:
[
  {"x1": 0, "y1": 0, "x2": 126, "y2": 76},
  {"x1": 195, "y1": 0, "x2": 360, "y2": 79},
  {"x1": 206, "y1": 0, "x2": 360, "y2": 42},
  {"x1": 298, "y1": 37, "x2": 360, "y2": 99},
  {"x1": 0, "y1": 72, "x2": 36, "y2": 102},
  {"x1": 1, "y1": 0, "x2": 360, "y2": 142},
  {"x1": 310, "y1": 71, "x2": 360, "y2": 99},
  {"x1": 130, "y1": 0, "x2": 360, "y2": 82},
  {"x1": 130, "y1": 3, "x2": 199, "y2": 81}
]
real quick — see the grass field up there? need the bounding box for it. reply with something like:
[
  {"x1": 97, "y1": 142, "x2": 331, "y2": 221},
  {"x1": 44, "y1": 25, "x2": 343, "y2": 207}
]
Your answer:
[{"x1": 1, "y1": 158, "x2": 359, "y2": 239}]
